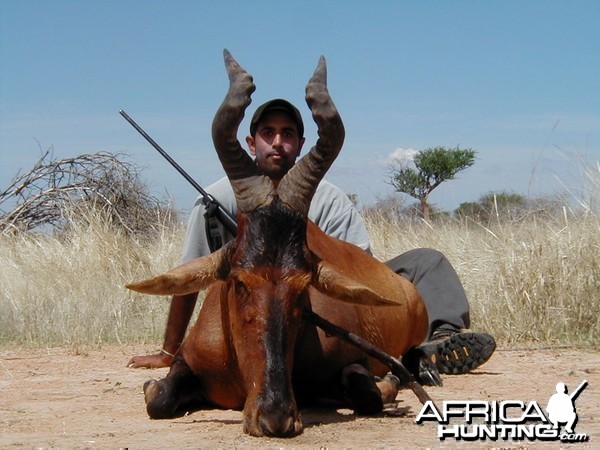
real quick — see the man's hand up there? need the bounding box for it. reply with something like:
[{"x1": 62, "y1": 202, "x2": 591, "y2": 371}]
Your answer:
[{"x1": 127, "y1": 351, "x2": 173, "y2": 369}]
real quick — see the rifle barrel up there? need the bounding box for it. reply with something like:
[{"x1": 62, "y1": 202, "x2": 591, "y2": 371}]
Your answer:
[
  {"x1": 119, "y1": 109, "x2": 238, "y2": 235},
  {"x1": 119, "y1": 110, "x2": 208, "y2": 196}
]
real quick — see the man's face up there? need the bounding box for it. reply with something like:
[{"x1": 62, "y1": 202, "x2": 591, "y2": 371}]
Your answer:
[{"x1": 246, "y1": 111, "x2": 305, "y2": 180}]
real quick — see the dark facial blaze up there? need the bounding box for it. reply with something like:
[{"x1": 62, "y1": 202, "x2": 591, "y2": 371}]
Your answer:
[
  {"x1": 230, "y1": 199, "x2": 312, "y2": 436},
  {"x1": 206, "y1": 51, "x2": 344, "y2": 437},
  {"x1": 233, "y1": 200, "x2": 311, "y2": 270}
]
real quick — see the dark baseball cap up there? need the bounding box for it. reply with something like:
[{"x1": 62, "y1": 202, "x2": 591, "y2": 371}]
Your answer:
[{"x1": 249, "y1": 99, "x2": 304, "y2": 138}]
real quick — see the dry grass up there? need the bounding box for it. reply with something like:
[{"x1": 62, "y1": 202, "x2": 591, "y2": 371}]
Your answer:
[
  {"x1": 1, "y1": 194, "x2": 598, "y2": 350},
  {"x1": 0, "y1": 209, "x2": 184, "y2": 346},
  {"x1": 365, "y1": 210, "x2": 600, "y2": 349}
]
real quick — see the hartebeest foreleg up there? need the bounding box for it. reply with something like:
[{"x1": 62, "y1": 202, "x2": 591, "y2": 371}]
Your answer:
[{"x1": 144, "y1": 357, "x2": 206, "y2": 419}]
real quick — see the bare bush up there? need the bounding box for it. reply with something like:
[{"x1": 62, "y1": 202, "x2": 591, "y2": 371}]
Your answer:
[{"x1": 0, "y1": 148, "x2": 177, "y2": 238}]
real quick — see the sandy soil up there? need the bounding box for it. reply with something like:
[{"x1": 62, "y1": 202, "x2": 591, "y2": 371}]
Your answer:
[{"x1": 1, "y1": 345, "x2": 598, "y2": 449}]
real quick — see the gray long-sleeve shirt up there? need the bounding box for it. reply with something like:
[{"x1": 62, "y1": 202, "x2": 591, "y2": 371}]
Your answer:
[{"x1": 180, "y1": 177, "x2": 371, "y2": 263}]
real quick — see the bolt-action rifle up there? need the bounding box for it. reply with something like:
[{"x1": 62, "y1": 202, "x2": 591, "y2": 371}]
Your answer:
[{"x1": 119, "y1": 110, "x2": 238, "y2": 248}]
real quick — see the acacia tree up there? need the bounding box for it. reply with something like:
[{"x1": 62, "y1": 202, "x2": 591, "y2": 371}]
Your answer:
[{"x1": 388, "y1": 146, "x2": 476, "y2": 222}]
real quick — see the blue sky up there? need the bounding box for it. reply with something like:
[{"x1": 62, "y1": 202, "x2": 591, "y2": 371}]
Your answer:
[{"x1": 1, "y1": 1, "x2": 598, "y2": 213}]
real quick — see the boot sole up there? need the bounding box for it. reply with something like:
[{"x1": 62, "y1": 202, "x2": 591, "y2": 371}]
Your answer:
[{"x1": 420, "y1": 332, "x2": 496, "y2": 375}]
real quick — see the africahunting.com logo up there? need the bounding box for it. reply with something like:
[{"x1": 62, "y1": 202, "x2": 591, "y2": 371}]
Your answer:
[{"x1": 416, "y1": 380, "x2": 589, "y2": 443}]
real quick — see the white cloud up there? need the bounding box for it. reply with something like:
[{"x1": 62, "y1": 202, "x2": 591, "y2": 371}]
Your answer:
[{"x1": 375, "y1": 147, "x2": 419, "y2": 167}]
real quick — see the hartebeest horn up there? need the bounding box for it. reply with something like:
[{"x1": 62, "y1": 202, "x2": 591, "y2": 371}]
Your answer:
[
  {"x1": 212, "y1": 49, "x2": 276, "y2": 212},
  {"x1": 277, "y1": 56, "x2": 345, "y2": 217}
]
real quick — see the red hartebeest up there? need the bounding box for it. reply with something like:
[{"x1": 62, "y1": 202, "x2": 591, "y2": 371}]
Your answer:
[{"x1": 126, "y1": 50, "x2": 429, "y2": 437}]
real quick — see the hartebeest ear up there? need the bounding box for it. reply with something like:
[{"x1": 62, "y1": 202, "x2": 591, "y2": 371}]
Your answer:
[
  {"x1": 126, "y1": 247, "x2": 230, "y2": 296},
  {"x1": 312, "y1": 261, "x2": 401, "y2": 307}
]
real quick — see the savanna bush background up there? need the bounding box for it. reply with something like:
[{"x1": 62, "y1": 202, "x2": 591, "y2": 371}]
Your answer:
[{"x1": 0, "y1": 154, "x2": 598, "y2": 349}]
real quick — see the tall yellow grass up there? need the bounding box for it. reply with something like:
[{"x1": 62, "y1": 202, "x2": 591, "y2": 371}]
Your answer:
[
  {"x1": 1, "y1": 205, "x2": 598, "y2": 349},
  {"x1": 0, "y1": 211, "x2": 184, "y2": 346},
  {"x1": 365, "y1": 210, "x2": 599, "y2": 348}
]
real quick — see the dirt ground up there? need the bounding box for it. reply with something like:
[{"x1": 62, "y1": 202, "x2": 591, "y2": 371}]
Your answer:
[{"x1": 1, "y1": 345, "x2": 598, "y2": 449}]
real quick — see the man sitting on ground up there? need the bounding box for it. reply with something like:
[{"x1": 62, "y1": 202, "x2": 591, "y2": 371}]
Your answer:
[{"x1": 127, "y1": 99, "x2": 496, "y2": 377}]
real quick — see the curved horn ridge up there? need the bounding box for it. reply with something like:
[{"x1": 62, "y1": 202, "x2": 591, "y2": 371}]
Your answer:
[
  {"x1": 231, "y1": 175, "x2": 276, "y2": 212},
  {"x1": 211, "y1": 50, "x2": 257, "y2": 180},
  {"x1": 278, "y1": 55, "x2": 345, "y2": 216},
  {"x1": 277, "y1": 146, "x2": 330, "y2": 215},
  {"x1": 212, "y1": 49, "x2": 275, "y2": 211}
]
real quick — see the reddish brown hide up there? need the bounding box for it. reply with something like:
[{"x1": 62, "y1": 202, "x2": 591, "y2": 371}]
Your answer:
[
  {"x1": 126, "y1": 50, "x2": 428, "y2": 438},
  {"x1": 131, "y1": 215, "x2": 427, "y2": 437}
]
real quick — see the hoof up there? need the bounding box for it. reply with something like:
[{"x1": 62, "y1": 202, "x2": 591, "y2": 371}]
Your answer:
[
  {"x1": 143, "y1": 379, "x2": 161, "y2": 404},
  {"x1": 341, "y1": 364, "x2": 383, "y2": 415},
  {"x1": 375, "y1": 374, "x2": 401, "y2": 404},
  {"x1": 143, "y1": 379, "x2": 178, "y2": 419},
  {"x1": 402, "y1": 348, "x2": 443, "y2": 387}
]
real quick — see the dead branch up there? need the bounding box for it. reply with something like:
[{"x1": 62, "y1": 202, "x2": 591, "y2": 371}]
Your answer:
[{"x1": 0, "y1": 148, "x2": 177, "y2": 236}]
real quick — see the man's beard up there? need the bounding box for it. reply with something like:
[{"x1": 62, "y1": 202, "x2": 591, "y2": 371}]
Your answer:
[{"x1": 257, "y1": 160, "x2": 293, "y2": 180}]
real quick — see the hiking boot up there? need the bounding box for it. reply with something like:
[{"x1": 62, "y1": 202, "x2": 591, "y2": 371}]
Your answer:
[{"x1": 419, "y1": 327, "x2": 496, "y2": 375}]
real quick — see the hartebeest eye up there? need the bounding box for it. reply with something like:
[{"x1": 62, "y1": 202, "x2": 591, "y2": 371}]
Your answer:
[{"x1": 234, "y1": 279, "x2": 249, "y2": 297}]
